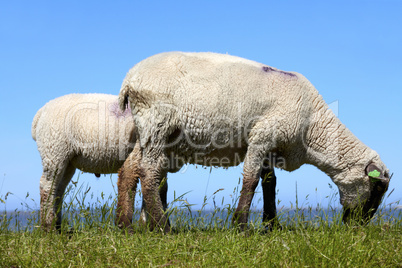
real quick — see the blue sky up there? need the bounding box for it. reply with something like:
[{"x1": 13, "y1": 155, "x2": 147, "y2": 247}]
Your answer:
[{"x1": 1, "y1": 1, "x2": 401, "y2": 213}]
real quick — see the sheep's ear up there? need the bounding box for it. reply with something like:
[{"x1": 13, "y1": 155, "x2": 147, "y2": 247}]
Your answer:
[
  {"x1": 365, "y1": 163, "x2": 384, "y2": 182},
  {"x1": 365, "y1": 163, "x2": 390, "y2": 195}
]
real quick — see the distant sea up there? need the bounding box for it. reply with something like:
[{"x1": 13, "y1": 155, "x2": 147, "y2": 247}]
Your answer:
[{"x1": 1, "y1": 207, "x2": 401, "y2": 231}]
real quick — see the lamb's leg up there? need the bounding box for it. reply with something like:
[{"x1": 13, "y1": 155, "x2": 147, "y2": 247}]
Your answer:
[
  {"x1": 232, "y1": 147, "x2": 263, "y2": 231},
  {"x1": 261, "y1": 166, "x2": 280, "y2": 230},
  {"x1": 40, "y1": 173, "x2": 54, "y2": 231},
  {"x1": 40, "y1": 162, "x2": 75, "y2": 231},
  {"x1": 54, "y1": 164, "x2": 76, "y2": 230}
]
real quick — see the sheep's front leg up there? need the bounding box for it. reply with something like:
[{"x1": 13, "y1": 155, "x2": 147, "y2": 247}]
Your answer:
[
  {"x1": 233, "y1": 147, "x2": 262, "y2": 230},
  {"x1": 261, "y1": 166, "x2": 280, "y2": 230}
]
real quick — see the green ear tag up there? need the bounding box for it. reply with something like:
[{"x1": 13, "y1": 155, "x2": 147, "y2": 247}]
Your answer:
[
  {"x1": 368, "y1": 170, "x2": 381, "y2": 178},
  {"x1": 368, "y1": 170, "x2": 381, "y2": 182}
]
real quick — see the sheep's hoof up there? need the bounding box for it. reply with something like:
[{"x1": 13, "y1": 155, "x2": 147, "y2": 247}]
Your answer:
[{"x1": 116, "y1": 222, "x2": 135, "y2": 234}]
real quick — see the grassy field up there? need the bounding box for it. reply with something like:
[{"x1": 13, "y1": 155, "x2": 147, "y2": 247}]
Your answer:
[{"x1": 1, "y1": 183, "x2": 401, "y2": 267}]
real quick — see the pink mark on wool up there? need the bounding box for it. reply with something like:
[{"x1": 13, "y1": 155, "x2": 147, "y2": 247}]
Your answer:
[
  {"x1": 109, "y1": 101, "x2": 132, "y2": 118},
  {"x1": 262, "y1": 66, "x2": 296, "y2": 78}
]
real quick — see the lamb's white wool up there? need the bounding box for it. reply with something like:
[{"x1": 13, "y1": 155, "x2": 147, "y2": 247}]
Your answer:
[
  {"x1": 32, "y1": 93, "x2": 135, "y2": 230},
  {"x1": 120, "y1": 52, "x2": 390, "y2": 231}
]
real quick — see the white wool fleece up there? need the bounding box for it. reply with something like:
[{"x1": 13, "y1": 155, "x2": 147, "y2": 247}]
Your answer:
[
  {"x1": 32, "y1": 93, "x2": 135, "y2": 228},
  {"x1": 119, "y1": 52, "x2": 389, "y2": 209},
  {"x1": 33, "y1": 93, "x2": 135, "y2": 174}
]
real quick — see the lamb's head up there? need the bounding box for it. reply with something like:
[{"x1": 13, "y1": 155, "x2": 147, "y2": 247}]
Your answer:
[{"x1": 336, "y1": 155, "x2": 390, "y2": 225}]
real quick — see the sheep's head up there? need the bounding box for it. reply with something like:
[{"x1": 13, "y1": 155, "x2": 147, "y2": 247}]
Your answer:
[{"x1": 339, "y1": 161, "x2": 390, "y2": 225}]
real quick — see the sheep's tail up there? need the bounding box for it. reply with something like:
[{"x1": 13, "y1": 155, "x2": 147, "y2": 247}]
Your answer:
[
  {"x1": 119, "y1": 81, "x2": 154, "y2": 113},
  {"x1": 118, "y1": 83, "x2": 131, "y2": 112},
  {"x1": 31, "y1": 107, "x2": 43, "y2": 141}
]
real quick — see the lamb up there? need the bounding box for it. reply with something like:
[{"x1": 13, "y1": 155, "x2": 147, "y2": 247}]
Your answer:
[
  {"x1": 119, "y1": 52, "x2": 390, "y2": 232},
  {"x1": 32, "y1": 93, "x2": 166, "y2": 231}
]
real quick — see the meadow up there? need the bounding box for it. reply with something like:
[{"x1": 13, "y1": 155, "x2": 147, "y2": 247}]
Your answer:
[{"x1": 1, "y1": 180, "x2": 401, "y2": 267}]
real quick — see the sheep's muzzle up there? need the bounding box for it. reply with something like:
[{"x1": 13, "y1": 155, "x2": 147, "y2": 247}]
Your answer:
[{"x1": 342, "y1": 177, "x2": 390, "y2": 225}]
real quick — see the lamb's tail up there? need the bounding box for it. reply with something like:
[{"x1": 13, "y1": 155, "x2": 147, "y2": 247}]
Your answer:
[{"x1": 31, "y1": 107, "x2": 43, "y2": 141}]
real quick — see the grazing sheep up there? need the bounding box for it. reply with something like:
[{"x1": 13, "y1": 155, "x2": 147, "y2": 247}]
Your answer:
[
  {"x1": 119, "y1": 52, "x2": 390, "y2": 232},
  {"x1": 32, "y1": 93, "x2": 165, "y2": 231}
]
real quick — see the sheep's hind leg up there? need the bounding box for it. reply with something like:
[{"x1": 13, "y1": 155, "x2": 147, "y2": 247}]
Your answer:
[
  {"x1": 116, "y1": 144, "x2": 170, "y2": 232},
  {"x1": 261, "y1": 166, "x2": 281, "y2": 231},
  {"x1": 116, "y1": 149, "x2": 141, "y2": 231},
  {"x1": 140, "y1": 154, "x2": 170, "y2": 233},
  {"x1": 116, "y1": 175, "x2": 169, "y2": 231},
  {"x1": 138, "y1": 174, "x2": 169, "y2": 228}
]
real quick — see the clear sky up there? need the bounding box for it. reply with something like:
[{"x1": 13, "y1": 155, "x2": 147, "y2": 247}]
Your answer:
[{"x1": 1, "y1": 1, "x2": 401, "y2": 213}]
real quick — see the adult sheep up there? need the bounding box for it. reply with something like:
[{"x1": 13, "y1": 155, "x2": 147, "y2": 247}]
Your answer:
[
  {"x1": 119, "y1": 52, "x2": 390, "y2": 232},
  {"x1": 32, "y1": 93, "x2": 166, "y2": 231}
]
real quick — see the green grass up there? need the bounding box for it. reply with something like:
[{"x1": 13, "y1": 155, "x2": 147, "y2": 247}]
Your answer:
[
  {"x1": 1, "y1": 224, "x2": 402, "y2": 267},
  {"x1": 1, "y1": 180, "x2": 401, "y2": 267}
]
